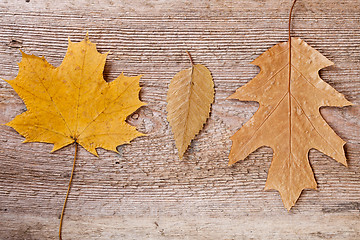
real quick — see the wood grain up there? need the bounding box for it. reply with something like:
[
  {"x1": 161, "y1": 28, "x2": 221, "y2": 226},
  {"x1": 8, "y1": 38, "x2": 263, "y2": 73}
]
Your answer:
[{"x1": 0, "y1": 0, "x2": 359, "y2": 239}]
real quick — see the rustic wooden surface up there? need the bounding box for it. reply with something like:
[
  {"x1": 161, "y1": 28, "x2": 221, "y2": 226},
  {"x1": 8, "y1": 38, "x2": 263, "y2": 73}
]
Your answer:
[{"x1": 0, "y1": 0, "x2": 359, "y2": 239}]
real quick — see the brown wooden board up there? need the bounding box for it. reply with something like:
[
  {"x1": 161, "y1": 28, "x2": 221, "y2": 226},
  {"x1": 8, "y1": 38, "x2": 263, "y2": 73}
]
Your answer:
[{"x1": 0, "y1": 0, "x2": 359, "y2": 239}]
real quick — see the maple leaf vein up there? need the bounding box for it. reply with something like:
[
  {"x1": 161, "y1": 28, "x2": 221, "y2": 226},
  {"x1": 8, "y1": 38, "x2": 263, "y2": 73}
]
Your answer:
[
  {"x1": 76, "y1": 76, "x2": 139, "y2": 138},
  {"x1": 25, "y1": 56, "x2": 73, "y2": 136}
]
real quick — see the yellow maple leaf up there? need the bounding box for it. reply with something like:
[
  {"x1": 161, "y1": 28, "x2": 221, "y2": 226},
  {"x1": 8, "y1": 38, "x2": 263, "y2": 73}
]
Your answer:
[
  {"x1": 228, "y1": 37, "x2": 352, "y2": 210},
  {"x1": 5, "y1": 35, "x2": 145, "y2": 156},
  {"x1": 4, "y1": 35, "x2": 145, "y2": 239}
]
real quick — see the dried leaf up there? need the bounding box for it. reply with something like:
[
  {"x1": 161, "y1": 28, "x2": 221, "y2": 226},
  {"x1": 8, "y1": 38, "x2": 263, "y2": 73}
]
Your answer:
[
  {"x1": 4, "y1": 35, "x2": 146, "y2": 238},
  {"x1": 6, "y1": 35, "x2": 145, "y2": 156},
  {"x1": 228, "y1": 37, "x2": 352, "y2": 210},
  {"x1": 167, "y1": 53, "x2": 214, "y2": 159}
]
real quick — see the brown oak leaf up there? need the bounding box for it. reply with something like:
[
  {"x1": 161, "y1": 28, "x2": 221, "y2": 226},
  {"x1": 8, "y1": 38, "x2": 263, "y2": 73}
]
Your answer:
[{"x1": 228, "y1": 37, "x2": 352, "y2": 210}]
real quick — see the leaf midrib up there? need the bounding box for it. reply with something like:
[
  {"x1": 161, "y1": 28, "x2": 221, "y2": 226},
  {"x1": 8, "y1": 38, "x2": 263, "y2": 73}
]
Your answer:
[
  {"x1": 180, "y1": 66, "x2": 194, "y2": 152},
  {"x1": 74, "y1": 46, "x2": 87, "y2": 139},
  {"x1": 235, "y1": 43, "x2": 342, "y2": 159}
]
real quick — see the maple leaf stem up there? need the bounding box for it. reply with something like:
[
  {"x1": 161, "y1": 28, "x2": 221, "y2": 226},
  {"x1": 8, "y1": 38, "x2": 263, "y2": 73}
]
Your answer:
[
  {"x1": 186, "y1": 50, "x2": 195, "y2": 66},
  {"x1": 59, "y1": 142, "x2": 78, "y2": 240}
]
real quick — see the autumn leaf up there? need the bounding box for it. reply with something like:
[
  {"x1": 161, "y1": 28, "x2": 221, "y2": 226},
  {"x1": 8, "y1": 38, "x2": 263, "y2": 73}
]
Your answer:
[
  {"x1": 228, "y1": 37, "x2": 352, "y2": 210},
  {"x1": 4, "y1": 34, "x2": 145, "y2": 238},
  {"x1": 6, "y1": 36, "x2": 145, "y2": 155},
  {"x1": 167, "y1": 51, "x2": 214, "y2": 159}
]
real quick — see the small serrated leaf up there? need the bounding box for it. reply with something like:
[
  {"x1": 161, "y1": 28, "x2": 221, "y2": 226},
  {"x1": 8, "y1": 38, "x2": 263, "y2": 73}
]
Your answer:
[{"x1": 167, "y1": 52, "x2": 214, "y2": 159}]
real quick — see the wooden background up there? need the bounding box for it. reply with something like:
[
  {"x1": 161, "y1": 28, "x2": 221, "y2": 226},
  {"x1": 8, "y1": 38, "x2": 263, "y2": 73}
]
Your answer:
[{"x1": 0, "y1": 0, "x2": 359, "y2": 239}]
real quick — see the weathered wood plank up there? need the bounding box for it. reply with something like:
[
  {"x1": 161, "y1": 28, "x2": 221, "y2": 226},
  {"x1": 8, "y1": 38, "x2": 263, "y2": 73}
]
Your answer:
[
  {"x1": 0, "y1": 0, "x2": 359, "y2": 239},
  {"x1": 1, "y1": 213, "x2": 359, "y2": 240}
]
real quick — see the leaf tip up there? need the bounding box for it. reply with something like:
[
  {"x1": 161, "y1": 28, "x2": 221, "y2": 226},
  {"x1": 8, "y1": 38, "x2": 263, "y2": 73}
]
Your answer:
[
  {"x1": 93, "y1": 151, "x2": 99, "y2": 157},
  {"x1": 137, "y1": 132, "x2": 147, "y2": 138},
  {"x1": 226, "y1": 93, "x2": 237, "y2": 100},
  {"x1": 1, "y1": 77, "x2": 10, "y2": 84},
  {"x1": 250, "y1": 58, "x2": 260, "y2": 66},
  {"x1": 19, "y1": 49, "x2": 29, "y2": 59},
  {"x1": 345, "y1": 100, "x2": 354, "y2": 107},
  {"x1": 85, "y1": 31, "x2": 90, "y2": 41},
  {"x1": 140, "y1": 101, "x2": 147, "y2": 107},
  {"x1": 282, "y1": 197, "x2": 295, "y2": 211},
  {"x1": 112, "y1": 148, "x2": 121, "y2": 155},
  {"x1": 227, "y1": 157, "x2": 237, "y2": 166},
  {"x1": 177, "y1": 147, "x2": 186, "y2": 159},
  {"x1": 341, "y1": 159, "x2": 348, "y2": 167}
]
